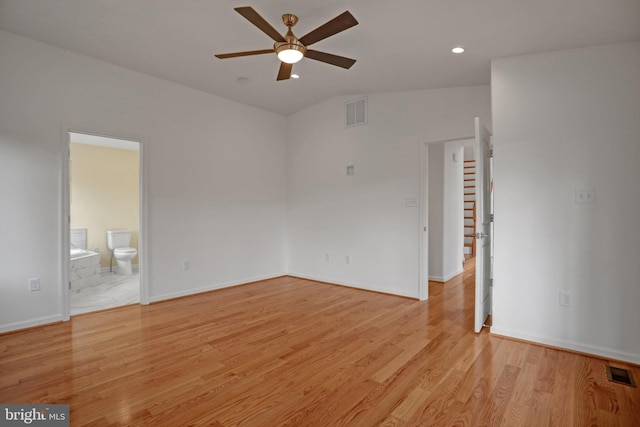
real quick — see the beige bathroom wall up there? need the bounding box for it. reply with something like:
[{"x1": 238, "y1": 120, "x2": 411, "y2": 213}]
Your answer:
[{"x1": 70, "y1": 142, "x2": 139, "y2": 268}]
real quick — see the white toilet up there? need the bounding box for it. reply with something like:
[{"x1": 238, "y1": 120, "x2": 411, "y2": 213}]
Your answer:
[{"x1": 106, "y1": 230, "x2": 137, "y2": 275}]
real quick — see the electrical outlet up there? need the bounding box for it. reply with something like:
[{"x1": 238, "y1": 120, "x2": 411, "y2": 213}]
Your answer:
[
  {"x1": 574, "y1": 190, "x2": 595, "y2": 204},
  {"x1": 559, "y1": 291, "x2": 571, "y2": 307},
  {"x1": 183, "y1": 260, "x2": 190, "y2": 271},
  {"x1": 29, "y1": 278, "x2": 40, "y2": 292},
  {"x1": 325, "y1": 253, "x2": 330, "y2": 262},
  {"x1": 345, "y1": 255, "x2": 351, "y2": 264}
]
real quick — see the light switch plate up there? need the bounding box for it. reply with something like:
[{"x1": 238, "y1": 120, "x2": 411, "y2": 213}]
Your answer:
[
  {"x1": 559, "y1": 291, "x2": 571, "y2": 307},
  {"x1": 29, "y1": 278, "x2": 40, "y2": 292}
]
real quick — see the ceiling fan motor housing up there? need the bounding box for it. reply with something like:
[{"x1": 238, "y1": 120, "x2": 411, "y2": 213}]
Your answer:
[{"x1": 274, "y1": 38, "x2": 306, "y2": 59}]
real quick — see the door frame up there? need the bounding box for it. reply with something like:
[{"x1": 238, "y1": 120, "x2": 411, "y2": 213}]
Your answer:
[
  {"x1": 60, "y1": 127, "x2": 149, "y2": 321},
  {"x1": 419, "y1": 142, "x2": 429, "y2": 300}
]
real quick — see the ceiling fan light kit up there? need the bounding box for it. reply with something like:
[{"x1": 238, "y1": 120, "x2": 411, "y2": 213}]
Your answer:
[
  {"x1": 275, "y1": 13, "x2": 306, "y2": 64},
  {"x1": 275, "y1": 41, "x2": 305, "y2": 64},
  {"x1": 276, "y1": 45, "x2": 304, "y2": 64},
  {"x1": 276, "y1": 47, "x2": 304, "y2": 64},
  {"x1": 215, "y1": 7, "x2": 358, "y2": 81}
]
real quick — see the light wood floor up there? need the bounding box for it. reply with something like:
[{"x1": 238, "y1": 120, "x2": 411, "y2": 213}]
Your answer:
[{"x1": 1, "y1": 265, "x2": 639, "y2": 426}]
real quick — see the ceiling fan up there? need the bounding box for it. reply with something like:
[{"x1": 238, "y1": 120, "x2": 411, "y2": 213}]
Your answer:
[{"x1": 215, "y1": 7, "x2": 358, "y2": 81}]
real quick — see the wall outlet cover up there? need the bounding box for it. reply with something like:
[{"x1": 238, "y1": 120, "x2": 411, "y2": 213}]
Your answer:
[{"x1": 574, "y1": 190, "x2": 595, "y2": 203}]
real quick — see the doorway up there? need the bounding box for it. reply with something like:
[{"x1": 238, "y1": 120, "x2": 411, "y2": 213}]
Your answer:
[
  {"x1": 64, "y1": 131, "x2": 144, "y2": 316},
  {"x1": 422, "y1": 138, "x2": 473, "y2": 283},
  {"x1": 419, "y1": 117, "x2": 493, "y2": 332}
]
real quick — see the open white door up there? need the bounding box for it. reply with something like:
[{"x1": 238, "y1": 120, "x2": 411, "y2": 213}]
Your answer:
[{"x1": 474, "y1": 117, "x2": 492, "y2": 333}]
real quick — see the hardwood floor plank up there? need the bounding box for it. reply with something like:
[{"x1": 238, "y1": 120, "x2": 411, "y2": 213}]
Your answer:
[
  {"x1": 454, "y1": 336, "x2": 503, "y2": 405},
  {"x1": 403, "y1": 369, "x2": 467, "y2": 424},
  {"x1": 618, "y1": 364, "x2": 640, "y2": 426},
  {"x1": 544, "y1": 350, "x2": 573, "y2": 426},
  {"x1": 378, "y1": 414, "x2": 405, "y2": 426},
  {"x1": 501, "y1": 362, "x2": 538, "y2": 426},
  {"x1": 371, "y1": 335, "x2": 431, "y2": 384},
  {"x1": 476, "y1": 364, "x2": 521, "y2": 426},
  {"x1": 444, "y1": 378, "x2": 491, "y2": 426},
  {"x1": 574, "y1": 355, "x2": 600, "y2": 426},
  {"x1": 2, "y1": 267, "x2": 638, "y2": 426},
  {"x1": 523, "y1": 389, "x2": 554, "y2": 427}
]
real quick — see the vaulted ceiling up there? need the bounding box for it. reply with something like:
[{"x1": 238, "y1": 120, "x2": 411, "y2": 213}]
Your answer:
[{"x1": 1, "y1": 0, "x2": 638, "y2": 115}]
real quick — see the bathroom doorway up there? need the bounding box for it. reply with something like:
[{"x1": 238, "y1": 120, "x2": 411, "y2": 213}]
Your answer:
[{"x1": 66, "y1": 132, "x2": 143, "y2": 316}]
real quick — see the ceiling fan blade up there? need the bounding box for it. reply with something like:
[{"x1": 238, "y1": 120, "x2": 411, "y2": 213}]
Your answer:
[
  {"x1": 305, "y1": 50, "x2": 356, "y2": 69},
  {"x1": 299, "y1": 11, "x2": 358, "y2": 46},
  {"x1": 215, "y1": 49, "x2": 274, "y2": 59},
  {"x1": 277, "y1": 62, "x2": 293, "y2": 81},
  {"x1": 234, "y1": 7, "x2": 286, "y2": 43}
]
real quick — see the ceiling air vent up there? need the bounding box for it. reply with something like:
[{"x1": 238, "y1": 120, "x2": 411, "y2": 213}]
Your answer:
[{"x1": 345, "y1": 97, "x2": 367, "y2": 128}]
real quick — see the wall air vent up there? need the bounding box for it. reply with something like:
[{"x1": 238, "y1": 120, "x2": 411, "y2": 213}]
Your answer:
[{"x1": 345, "y1": 97, "x2": 367, "y2": 128}]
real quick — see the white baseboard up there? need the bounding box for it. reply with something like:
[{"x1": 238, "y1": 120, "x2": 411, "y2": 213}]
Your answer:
[
  {"x1": 0, "y1": 314, "x2": 64, "y2": 334},
  {"x1": 148, "y1": 273, "x2": 285, "y2": 303},
  {"x1": 490, "y1": 327, "x2": 640, "y2": 365},
  {"x1": 286, "y1": 272, "x2": 419, "y2": 299},
  {"x1": 429, "y1": 268, "x2": 464, "y2": 283}
]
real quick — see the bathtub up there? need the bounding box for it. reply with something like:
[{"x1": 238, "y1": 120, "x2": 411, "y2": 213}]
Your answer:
[{"x1": 70, "y1": 248, "x2": 100, "y2": 290}]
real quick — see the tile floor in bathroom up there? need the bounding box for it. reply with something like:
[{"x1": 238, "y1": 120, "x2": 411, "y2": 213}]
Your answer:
[{"x1": 70, "y1": 271, "x2": 139, "y2": 316}]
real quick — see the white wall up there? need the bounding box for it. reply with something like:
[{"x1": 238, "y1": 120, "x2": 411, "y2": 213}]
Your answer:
[
  {"x1": 443, "y1": 143, "x2": 464, "y2": 280},
  {"x1": 0, "y1": 30, "x2": 287, "y2": 331},
  {"x1": 286, "y1": 87, "x2": 491, "y2": 297},
  {"x1": 428, "y1": 143, "x2": 445, "y2": 280},
  {"x1": 492, "y1": 41, "x2": 640, "y2": 363}
]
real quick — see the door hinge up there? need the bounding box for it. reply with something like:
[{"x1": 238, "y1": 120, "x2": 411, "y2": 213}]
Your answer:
[
  {"x1": 489, "y1": 149, "x2": 494, "y2": 158},
  {"x1": 490, "y1": 213, "x2": 494, "y2": 222}
]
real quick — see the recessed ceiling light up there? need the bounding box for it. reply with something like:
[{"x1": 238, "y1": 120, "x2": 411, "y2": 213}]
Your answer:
[
  {"x1": 291, "y1": 74, "x2": 300, "y2": 79},
  {"x1": 452, "y1": 47, "x2": 465, "y2": 54}
]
